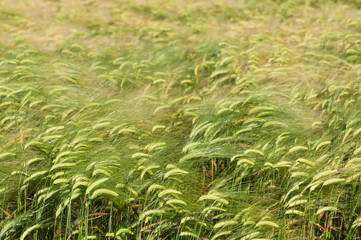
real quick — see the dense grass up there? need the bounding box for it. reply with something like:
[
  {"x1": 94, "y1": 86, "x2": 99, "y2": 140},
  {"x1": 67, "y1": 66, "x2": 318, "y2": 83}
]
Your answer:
[{"x1": 2, "y1": 0, "x2": 361, "y2": 239}]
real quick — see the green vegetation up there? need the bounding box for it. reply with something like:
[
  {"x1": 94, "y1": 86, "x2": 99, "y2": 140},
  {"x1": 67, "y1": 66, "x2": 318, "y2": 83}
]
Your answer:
[{"x1": 2, "y1": 0, "x2": 361, "y2": 239}]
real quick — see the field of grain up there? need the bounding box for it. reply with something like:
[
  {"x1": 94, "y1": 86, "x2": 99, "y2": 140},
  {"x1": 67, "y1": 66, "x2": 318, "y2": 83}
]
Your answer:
[{"x1": 2, "y1": 0, "x2": 361, "y2": 239}]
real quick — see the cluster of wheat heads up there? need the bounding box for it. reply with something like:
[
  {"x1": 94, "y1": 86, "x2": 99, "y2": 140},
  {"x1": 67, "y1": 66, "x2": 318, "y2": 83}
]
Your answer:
[{"x1": 2, "y1": 0, "x2": 361, "y2": 239}]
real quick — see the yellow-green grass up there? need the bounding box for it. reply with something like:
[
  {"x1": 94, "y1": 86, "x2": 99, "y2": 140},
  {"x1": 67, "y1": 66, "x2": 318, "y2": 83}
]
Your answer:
[{"x1": 1, "y1": 0, "x2": 361, "y2": 239}]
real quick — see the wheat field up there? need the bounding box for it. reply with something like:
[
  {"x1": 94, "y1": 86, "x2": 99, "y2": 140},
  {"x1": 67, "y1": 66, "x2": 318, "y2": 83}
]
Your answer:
[{"x1": 1, "y1": 0, "x2": 361, "y2": 239}]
